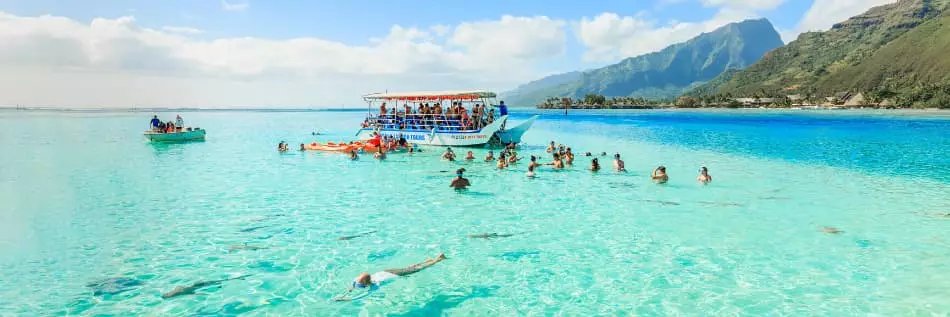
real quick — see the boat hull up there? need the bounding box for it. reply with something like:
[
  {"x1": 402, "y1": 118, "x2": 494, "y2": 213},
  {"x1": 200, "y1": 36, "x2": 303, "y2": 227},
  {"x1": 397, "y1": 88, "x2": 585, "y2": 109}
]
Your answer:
[
  {"x1": 144, "y1": 130, "x2": 206, "y2": 142},
  {"x1": 495, "y1": 115, "x2": 538, "y2": 144},
  {"x1": 355, "y1": 115, "x2": 508, "y2": 147}
]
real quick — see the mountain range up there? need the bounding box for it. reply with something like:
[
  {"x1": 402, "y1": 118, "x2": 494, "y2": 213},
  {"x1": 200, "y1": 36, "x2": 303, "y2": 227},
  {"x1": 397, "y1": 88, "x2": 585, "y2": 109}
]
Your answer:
[
  {"x1": 503, "y1": 19, "x2": 784, "y2": 106},
  {"x1": 688, "y1": 0, "x2": 950, "y2": 108}
]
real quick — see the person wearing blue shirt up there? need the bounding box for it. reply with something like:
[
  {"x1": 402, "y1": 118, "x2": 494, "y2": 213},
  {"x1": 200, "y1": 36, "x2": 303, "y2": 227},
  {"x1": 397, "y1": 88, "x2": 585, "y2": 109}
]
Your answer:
[
  {"x1": 498, "y1": 100, "x2": 508, "y2": 116},
  {"x1": 149, "y1": 115, "x2": 161, "y2": 130}
]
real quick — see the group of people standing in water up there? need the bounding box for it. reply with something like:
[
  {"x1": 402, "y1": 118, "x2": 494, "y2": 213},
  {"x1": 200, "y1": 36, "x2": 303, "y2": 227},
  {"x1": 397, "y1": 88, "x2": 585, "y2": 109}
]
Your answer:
[{"x1": 444, "y1": 140, "x2": 712, "y2": 189}]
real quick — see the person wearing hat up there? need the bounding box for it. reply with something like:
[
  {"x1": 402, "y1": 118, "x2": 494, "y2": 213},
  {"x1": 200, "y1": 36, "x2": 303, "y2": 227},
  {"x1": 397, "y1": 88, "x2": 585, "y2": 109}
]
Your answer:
[
  {"x1": 450, "y1": 168, "x2": 470, "y2": 189},
  {"x1": 652, "y1": 166, "x2": 669, "y2": 184}
]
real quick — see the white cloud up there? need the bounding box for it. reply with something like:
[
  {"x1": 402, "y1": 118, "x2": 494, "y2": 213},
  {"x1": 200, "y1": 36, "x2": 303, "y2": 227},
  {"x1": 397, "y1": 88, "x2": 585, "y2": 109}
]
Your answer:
[
  {"x1": 576, "y1": 8, "x2": 757, "y2": 62},
  {"x1": 0, "y1": 12, "x2": 566, "y2": 107},
  {"x1": 221, "y1": 0, "x2": 249, "y2": 12},
  {"x1": 786, "y1": 0, "x2": 896, "y2": 41},
  {"x1": 161, "y1": 26, "x2": 203, "y2": 34}
]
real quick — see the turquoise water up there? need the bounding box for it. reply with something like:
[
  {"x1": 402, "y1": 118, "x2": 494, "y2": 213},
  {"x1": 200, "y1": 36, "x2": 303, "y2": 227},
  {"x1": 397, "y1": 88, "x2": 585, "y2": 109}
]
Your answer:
[{"x1": 1, "y1": 109, "x2": 948, "y2": 316}]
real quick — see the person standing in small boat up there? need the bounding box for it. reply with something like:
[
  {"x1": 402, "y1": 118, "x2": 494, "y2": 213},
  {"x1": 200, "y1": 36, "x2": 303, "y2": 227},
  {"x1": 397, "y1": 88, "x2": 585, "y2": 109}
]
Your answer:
[
  {"x1": 149, "y1": 115, "x2": 161, "y2": 132},
  {"x1": 175, "y1": 114, "x2": 184, "y2": 128},
  {"x1": 498, "y1": 100, "x2": 508, "y2": 117}
]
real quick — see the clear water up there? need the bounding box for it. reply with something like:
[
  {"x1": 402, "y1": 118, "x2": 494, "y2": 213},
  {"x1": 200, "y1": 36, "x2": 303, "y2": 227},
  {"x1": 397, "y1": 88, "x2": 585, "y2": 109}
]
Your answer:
[{"x1": 1, "y1": 109, "x2": 948, "y2": 316}]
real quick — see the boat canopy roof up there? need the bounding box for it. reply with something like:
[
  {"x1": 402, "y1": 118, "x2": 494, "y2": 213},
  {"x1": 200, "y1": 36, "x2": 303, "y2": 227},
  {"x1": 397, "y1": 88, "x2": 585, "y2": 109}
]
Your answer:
[{"x1": 362, "y1": 90, "x2": 497, "y2": 102}]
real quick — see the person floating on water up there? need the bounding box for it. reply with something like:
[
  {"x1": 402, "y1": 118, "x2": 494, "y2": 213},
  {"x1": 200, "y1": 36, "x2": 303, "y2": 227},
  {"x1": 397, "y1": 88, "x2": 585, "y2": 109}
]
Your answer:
[
  {"x1": 465, "y1": 151, "x2": 475, "y2": 161},
  {"x1": 484, "y1": 151, "x2": 495, "y2": 162},
  {"x1": 652, "y1": 166, "x2": 669, "y2": 184},
  {"x1": 697, "y1": 166, "x2": 712, "y2": 184},
  {"x1": 590, "y1": 158, "x2": 601, "y2": 172},
  {"x1": 334, "y1": 253, "x2": 447, "y2": 301},
  {"x1": 450, "y1": 169, "x2": 470, "y2": 189},
  {"x1": 613, "y1": 154, "x2": 626, "y2": 172}
]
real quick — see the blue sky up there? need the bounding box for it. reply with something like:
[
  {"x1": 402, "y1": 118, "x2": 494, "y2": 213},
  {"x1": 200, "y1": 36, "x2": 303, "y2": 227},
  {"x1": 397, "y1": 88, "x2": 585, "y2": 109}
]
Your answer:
[{"x1": 0, "y1": 0, "x2": 896, "y2": 107}]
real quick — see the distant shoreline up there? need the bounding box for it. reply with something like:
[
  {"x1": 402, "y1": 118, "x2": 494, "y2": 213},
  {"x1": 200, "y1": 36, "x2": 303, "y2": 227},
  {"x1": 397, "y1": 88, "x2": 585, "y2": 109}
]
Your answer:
[{"x1": 0, "y1": 106, "x2": 366, "y2": 113}]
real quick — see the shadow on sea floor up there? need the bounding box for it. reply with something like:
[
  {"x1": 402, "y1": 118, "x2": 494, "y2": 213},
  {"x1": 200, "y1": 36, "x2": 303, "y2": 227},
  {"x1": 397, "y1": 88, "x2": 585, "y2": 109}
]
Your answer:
[{"x1": 386, "y1": 285, "x2": 500, "y2": 317}]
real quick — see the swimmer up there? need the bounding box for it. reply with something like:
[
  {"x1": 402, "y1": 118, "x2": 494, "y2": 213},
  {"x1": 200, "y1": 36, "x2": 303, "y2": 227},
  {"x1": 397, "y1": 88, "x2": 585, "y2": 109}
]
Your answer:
[
  {"x1": 484, "y1": 150, "x2": 495, "y2": 162},
  {"x1": 374, "y1": 148, "x2": 386, "y2": 160},
  {"x1": 590, "y1": 158, "x2": 601, "y2": 172},
  {"x1": 545, "y1": 153, "x2": 564, "y2": 169},
  {"x1": 585, "y1": 152, "x2": 592, "y2": 157},
  {"x1": 697, "y1": 166, "x2": 712, "y2": 184},
  {"x1": 334, "y1": 253, "x2": 447, "y2": 301},
  {"x1": 299, "y1": 143, "x2": 306, "y2": 151},
  {"x1": 528, "y1": 155, "x2": 542, "y2": 170},
  {"x1": 564, "y1": 148, "x2": 575, "y2": 165},
  {"x1": 526, "y1": 164, "x2": 537, "y2": 177},
  {"x1": 442, "y1": 147, "x2": 456, "y2": 161},
  {"x1": 277, "y1": 141, "x2": 288, "y2": 152},
  {"x1": 545, "y1": 141, "x2": 556, "y2": 153},
  {"x1": 450, "y1": 169, "x2": 470, "y2": 189},
  {"x1": 497, "y1": 154, "x2": 509, "y2": 169},
  {"x1": 613, "y1": 154, "x2": 626, "y2": 172},
  {"x1": 652, "y1": 166, "x2": 669, "y2": 183},
  {"x1": 348, "y1": 150, "x2": 359, "y2": 160},
  {"x1": 465, "y1": 151, "x2": 475, "y2": 161},
  {"x1": 507, "y1": 151, "x2": 520, "y2": 164},
  {"x1": 600, "y1": 152, "x2": 607, "y2": 156}
]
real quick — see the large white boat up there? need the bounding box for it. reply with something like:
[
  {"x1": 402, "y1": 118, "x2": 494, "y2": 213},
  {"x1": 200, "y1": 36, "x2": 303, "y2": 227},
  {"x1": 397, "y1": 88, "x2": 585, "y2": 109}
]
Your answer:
[{"x1": 355, "y1": 90, "x2": 538, "y2": 147}]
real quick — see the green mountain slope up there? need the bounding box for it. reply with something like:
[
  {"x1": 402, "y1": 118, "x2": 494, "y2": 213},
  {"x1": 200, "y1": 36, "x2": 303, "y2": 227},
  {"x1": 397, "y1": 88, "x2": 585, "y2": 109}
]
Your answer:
[
  {"x1": 688, "y1": 0, "x2": 950, "y2": 107},
  {"x1": 503, "y1": 19, "x2": 783, "y2": 106}
]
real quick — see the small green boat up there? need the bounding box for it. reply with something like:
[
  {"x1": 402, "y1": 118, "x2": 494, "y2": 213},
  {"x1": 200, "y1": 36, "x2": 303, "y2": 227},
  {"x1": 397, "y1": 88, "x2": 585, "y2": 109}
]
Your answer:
[{"x1": 144, "y1": 128, "x2": 206, "y2": 142}]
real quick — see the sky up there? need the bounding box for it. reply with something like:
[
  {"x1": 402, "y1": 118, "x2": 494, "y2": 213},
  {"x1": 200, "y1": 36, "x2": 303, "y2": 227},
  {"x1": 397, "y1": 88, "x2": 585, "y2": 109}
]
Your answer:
[{"x1": 0, "y1": 0, "x2": 897, "y2": 107}]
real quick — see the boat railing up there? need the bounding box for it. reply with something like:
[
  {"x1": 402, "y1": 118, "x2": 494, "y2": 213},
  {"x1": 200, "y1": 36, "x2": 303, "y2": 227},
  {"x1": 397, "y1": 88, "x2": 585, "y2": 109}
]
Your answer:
[{"x1": 363, "y1": 113, "x2": 494, "y2": 133}]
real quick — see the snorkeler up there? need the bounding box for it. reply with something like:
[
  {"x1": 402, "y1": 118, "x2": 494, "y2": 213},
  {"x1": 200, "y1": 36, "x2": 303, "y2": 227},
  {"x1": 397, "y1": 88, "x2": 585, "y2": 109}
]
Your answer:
[
  {"x1": 484, "y1": 150, "x2": 495, "y2": 162},
  {"x1": 613, "y1": 154, "x2": 626, "y2": 172},
  {"x1": 697, "y1": 166, "x2": 712, "y2": 184},
  {"x1": 465, "y1": 151, "x2": 475, "y2": 161},
  {"x1": 545, "y1": 141, "x2": 556, "y2": 153},
  {"x1": 442, "y1": 147, "x2": 456, "y2": 161},
  {"x1": 334, "y1": 253, "x2": 447, "y2": 301},
  {"x1": 450, "y1": 168, "x2": 471, "y2": 189},
  {"x1": 590, "y1": 158, "x2": 601, "y2": 172},
  {"x1": 652, "y1": 166, "x2": 669, "y2": 184}
]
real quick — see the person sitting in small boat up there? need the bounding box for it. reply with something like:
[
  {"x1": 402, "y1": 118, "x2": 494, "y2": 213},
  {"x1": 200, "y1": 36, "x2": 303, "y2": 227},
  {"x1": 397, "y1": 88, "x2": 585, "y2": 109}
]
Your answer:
[
  {"x1": 497, "y1": 154, "x2": 508, "y2": 169},
  {"x1": 545, "y1": 141, "x2": 556, "y2": 153},
  {"x1": 442, "y1": 147, "x2": 456, "y2": 161},
  {"x1": 590, "y1": 158, "x2": 601, "y2": 172},
  {"x1": 613, "y1": 154, "x2": 626, "y2": 172},
  {"x1": 374, "y1": 148, "x2": 386, "y2": 160},
  {"x1": 450, "y1": 169, "x2": 470, "y2": 189},
  {"x1": 335, "y1": 253, "x2": 447, "y2": 301},
  {"x1": 465, "y1": 151, "x2": 475, "y2": 161},
  {"x1": 697, "y1": 166, "x2": 712, "y2": 184},
  {"x1": 484, "y1": 151, "x2": 494, "y2": 162},
  {"x1": 150, "y1": 115, "x2": 161, "y2": 132},
  {"x1": 165, "y1": 121, "x2": 176, "y2": 133},
  {"x1": 349, "y1": 150, "x2": 359, "y2": 160},
  {"x1": 546, "y1": 153, "x2": 564, "y2": 169},
  {"x1": 652, "y1": 166, "x2": 669, "y2": 184}
]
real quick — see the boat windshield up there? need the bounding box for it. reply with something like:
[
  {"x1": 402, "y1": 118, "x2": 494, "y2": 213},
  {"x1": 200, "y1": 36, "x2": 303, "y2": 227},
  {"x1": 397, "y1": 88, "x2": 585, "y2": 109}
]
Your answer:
[{"x1": 361, "y1": 98, "x2": 498, "y2": 133}]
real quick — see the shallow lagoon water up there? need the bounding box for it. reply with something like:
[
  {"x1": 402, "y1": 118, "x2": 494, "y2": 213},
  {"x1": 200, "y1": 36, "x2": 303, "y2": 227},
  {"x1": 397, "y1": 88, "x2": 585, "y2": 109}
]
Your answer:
[{"x1": 0, "y1": 109, "x2": 948, "y2": 316}]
